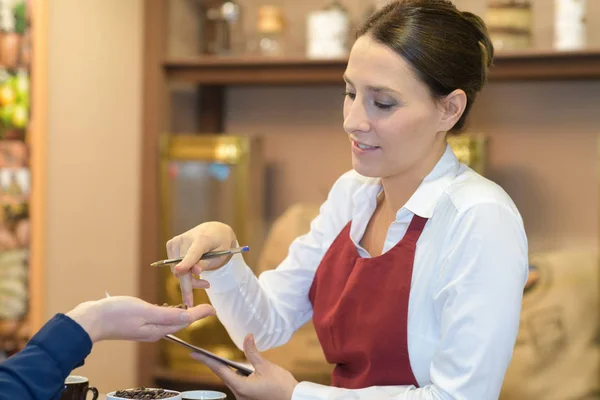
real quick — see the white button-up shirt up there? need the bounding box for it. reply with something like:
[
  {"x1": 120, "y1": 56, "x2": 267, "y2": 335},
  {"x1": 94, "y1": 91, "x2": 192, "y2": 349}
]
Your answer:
[{"x1": 204, "y1": 144, "x2": 529, "y2": 400}]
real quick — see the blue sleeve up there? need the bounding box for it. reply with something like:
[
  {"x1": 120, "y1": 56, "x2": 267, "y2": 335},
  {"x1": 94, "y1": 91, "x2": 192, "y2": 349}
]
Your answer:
[{"x1": 0, "y1": 314, "x2": 93, "y2": 400}]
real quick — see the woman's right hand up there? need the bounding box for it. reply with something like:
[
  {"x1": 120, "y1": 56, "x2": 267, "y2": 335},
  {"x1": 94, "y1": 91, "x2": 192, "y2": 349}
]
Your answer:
[{"x1": 166, "y1": 221, "x2": 237, "y2": 307}]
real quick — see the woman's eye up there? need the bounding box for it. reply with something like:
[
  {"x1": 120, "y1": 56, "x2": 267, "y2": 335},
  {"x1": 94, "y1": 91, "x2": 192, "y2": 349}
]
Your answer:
[
  {"x1": 374, "y1": 101, "x2": 395, "y2": 110},
  {"x1": 343, "y1": 91, "x2": 395, "y2": 110}
]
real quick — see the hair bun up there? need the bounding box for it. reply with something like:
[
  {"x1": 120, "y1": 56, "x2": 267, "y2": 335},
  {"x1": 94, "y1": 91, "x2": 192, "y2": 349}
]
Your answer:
[{"x1": 461, "y1": 11, "x2": 494, "y2": 68}]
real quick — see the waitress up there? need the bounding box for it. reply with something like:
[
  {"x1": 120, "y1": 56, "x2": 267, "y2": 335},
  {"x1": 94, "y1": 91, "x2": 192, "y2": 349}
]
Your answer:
[{"x1": 168, "y1": 1, "x2": 528, "y2": 399}]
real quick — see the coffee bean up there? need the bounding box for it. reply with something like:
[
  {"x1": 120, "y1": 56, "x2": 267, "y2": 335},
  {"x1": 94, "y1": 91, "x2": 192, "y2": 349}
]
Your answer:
[{"x1": 114, "y1": 387, "x2": 176, "y2": 399}]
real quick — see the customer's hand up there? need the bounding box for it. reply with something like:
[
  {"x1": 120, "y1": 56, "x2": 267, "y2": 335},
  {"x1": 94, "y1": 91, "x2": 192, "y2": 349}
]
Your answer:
[
  {"x1": 191, "y1": 334, "x2": 298, "y2": 400},
  {"x1": 66, "y1": 296, "x2": 215, "y2": 343},
  {"x1": 166, "y1": 221, "x2": 237, "y2": 306}
]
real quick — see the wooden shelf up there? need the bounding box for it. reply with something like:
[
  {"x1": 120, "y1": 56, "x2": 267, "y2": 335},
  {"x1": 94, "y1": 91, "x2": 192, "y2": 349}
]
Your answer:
[
  {"x1": 164, "y1": 56, "x2": 346, "y2": 85},
  {"x1": 491, "y1": 49, "x2": 600, "y2": 80},
  {"x1": 164, "y1": 49, "x2": 600, "y2": 84}
]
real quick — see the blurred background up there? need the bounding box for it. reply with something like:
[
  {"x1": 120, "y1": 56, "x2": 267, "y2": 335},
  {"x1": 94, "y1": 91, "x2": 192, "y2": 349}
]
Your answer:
[{"x1": 0, "y1": 0, "x2": 598, "y2": 398}]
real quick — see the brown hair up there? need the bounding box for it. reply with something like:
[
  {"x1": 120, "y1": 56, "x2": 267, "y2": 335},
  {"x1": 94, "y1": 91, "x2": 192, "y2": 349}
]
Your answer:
[{"x1": 356, "y1": 0, "x2": 494, "y2": 133}]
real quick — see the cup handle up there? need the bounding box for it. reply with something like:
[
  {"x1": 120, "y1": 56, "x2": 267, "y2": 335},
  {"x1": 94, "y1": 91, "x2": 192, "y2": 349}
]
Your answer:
[{"x1": 86, "y1": 386, "x2": 99, "y2": 400}]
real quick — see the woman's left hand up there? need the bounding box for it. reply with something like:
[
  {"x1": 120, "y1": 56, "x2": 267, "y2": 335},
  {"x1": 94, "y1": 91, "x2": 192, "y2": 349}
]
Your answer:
[{"x1": 191, "y1": 334, "x2": 299, "y2": 400}]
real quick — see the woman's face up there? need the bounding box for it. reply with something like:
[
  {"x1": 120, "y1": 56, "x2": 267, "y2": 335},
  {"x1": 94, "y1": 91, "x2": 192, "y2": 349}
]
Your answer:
[{"x1": 343, "y1": 35, "x2": 449, "y2": 179}]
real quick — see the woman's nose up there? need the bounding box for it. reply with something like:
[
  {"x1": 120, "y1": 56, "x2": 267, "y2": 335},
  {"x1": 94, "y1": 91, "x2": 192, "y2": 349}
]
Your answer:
[{"x1": 343, "y1": 100, "x2": 370, "y2": 134}]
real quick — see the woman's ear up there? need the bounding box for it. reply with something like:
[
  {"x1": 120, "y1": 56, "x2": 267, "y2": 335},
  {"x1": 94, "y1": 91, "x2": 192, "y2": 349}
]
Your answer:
[{"x1": 438, "y1": 89, "x2": 467, "y2": 132}]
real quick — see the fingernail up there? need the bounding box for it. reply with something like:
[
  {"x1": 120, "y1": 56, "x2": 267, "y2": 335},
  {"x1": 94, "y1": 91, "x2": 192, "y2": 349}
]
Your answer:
[
  {"x1": 180, "y1": 312, "x2": 192, "y2": 323},
  {"x1": 183, "y1": 294, "x2": 193, "y2": 308}
]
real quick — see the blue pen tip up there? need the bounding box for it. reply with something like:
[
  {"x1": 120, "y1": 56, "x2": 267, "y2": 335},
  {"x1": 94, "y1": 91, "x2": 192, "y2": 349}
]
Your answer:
[{"x1": 242, "y1": 246, "x2": 250, "y2": 252}]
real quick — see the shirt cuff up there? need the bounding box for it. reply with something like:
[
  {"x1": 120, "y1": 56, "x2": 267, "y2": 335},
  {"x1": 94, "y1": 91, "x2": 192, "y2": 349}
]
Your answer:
[
  {"x1": 292, "y1": 381, "x2": 337, "y2": 400},
  {"x1": 30, "y1": 314, "x2": 93, "y2": 372},
  {"x1": 202, "y1": 253, "x2": 251, "y2": 294}
]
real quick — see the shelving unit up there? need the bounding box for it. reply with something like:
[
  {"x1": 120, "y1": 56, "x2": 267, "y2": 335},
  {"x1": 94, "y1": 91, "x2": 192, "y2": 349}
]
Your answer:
[
  {"x1": 140, "y1": 0, "x2": 600, "y2": 388},
  {"x1": 0, "y1": 0, "x2": 44, "y2": 358}
]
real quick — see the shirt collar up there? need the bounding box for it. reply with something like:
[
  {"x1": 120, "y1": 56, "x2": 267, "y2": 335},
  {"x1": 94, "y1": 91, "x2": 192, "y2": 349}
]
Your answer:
[
  {"x1": 351, "y1": 143, "x2": 460, "y2": 220},
  {"x1": 403, "y1": 143, "x2": 459, "y2": 218}
]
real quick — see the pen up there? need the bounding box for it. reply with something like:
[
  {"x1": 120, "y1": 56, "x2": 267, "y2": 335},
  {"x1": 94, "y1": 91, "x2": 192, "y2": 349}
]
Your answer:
[{"x1": 150, "y1": 246, "x2": 249, "y2": 267}]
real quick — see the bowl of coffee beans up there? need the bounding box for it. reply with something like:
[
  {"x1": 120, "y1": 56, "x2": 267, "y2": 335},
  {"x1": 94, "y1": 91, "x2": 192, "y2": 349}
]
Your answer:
[{"x1": 107, "y1": 387, "x2": 181, "y2": 399}]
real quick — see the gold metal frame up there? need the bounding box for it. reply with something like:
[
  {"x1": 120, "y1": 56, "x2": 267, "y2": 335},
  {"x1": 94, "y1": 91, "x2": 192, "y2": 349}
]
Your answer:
[
  {"x1": 158, "y1": 133, "x2": 264, "y2": 372},
  {"x1": 447, "y1": 133, "x2": 487, "y2": 175}
]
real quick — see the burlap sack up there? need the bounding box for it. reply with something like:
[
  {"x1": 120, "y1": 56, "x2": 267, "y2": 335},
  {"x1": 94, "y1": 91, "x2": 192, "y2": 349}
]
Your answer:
[{"x1": 500, "y1": 250, "x2": 599, "y2": 400}]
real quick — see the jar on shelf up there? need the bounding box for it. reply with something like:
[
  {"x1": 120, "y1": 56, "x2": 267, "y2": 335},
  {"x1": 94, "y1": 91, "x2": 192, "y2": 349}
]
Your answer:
[
  {"x1": 254, "y1": 6, "x2": 285, "y2": 57},
  {"x1": 306, "y1": 1, "x2": 351, "y2": 59},
  {"x1": 485, "y1": 0, "x2": 532, "y2": 50},
  {"x1": 202, "y1": 0, "x2": 244, "y2": 56},
  {"x1": 554, "y1": 0, "x2": 586, "y2": 50}
]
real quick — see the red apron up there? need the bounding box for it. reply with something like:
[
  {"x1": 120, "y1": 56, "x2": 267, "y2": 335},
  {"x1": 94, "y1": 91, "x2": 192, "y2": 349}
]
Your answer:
[{"x1": 308, "y1": 215, "x2": 428, "y2": 389}]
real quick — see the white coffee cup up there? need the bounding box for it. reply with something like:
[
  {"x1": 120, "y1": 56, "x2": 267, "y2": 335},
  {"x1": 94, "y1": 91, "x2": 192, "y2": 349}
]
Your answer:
[
  {"x1": 181, "y1": 391, "x2": 227, "y2": 400},
  {"x1": 106, "y1": 388, "x2": 181, "y2": 400}
]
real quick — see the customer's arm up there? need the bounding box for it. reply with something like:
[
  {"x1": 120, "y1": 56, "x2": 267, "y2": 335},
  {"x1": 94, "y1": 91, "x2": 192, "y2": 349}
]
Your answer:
[
  {"x1": 0, "y1": 296, "x2": 215, "y2": 400},
  {"x1": 0, "y1": 313, "x2": 93, "y2": 400}
]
